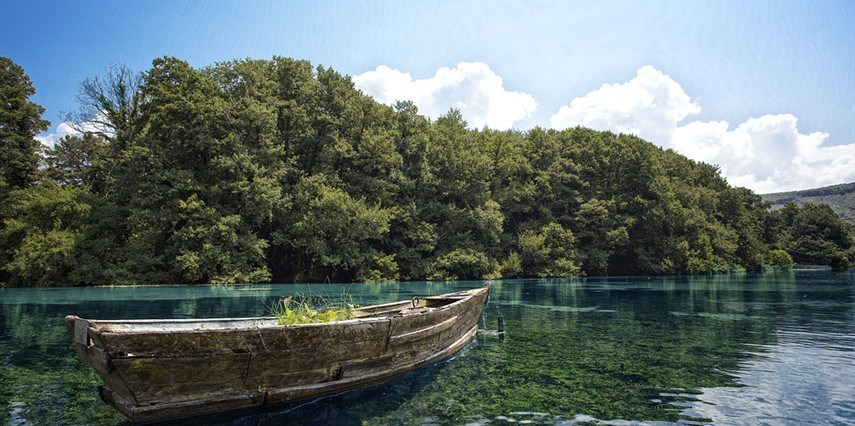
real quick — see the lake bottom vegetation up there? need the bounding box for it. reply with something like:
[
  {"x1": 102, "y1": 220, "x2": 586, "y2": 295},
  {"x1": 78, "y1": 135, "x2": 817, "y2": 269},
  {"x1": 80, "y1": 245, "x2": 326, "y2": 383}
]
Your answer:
[
  {"x1": 3, "y1": 273, "x2": 852, "y2": 424},
  {"x1": 1, "y1": 56, "x2": 853, "y2": 287}
]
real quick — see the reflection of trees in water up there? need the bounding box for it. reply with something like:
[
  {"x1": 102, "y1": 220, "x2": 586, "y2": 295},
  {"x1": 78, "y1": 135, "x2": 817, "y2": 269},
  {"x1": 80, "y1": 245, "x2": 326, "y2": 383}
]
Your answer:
[
  {"x1": 0, "y1": 272, "x2": 852, "y2": 424},
  {"x1": 355, "y1": 272, "x2": 851, "y2": 424}
]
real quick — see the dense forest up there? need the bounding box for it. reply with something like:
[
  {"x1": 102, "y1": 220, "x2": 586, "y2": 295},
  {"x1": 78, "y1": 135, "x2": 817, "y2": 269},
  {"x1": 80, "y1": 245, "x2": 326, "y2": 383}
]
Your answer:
[
  {"x1": 762, "y1": 182, "x2": 855, "y2": 225},
  {"x1": 2, "y1": 56, "x2": 853, "y2": 287}
]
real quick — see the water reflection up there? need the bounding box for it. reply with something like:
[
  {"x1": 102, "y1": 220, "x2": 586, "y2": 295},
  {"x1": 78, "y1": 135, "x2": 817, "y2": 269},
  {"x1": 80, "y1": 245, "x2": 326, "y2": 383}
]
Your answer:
[
  {"x1": 685, "y1": 334, "x2": 855, "y2": 425},
  {"x1": 0, "y1": 270, "x2": 853, "y2": 424}
]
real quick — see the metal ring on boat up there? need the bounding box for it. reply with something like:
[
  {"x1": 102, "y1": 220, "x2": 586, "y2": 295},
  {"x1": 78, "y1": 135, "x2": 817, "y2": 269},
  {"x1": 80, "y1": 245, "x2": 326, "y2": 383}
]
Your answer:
[{"x1": 412, "y1": 297, "x2": 420, "y2": 308}]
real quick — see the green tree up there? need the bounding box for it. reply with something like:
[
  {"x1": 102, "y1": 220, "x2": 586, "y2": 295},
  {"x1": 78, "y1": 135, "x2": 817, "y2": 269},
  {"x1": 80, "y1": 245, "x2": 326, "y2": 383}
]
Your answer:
[
  {"x1": 43, "y1": 133, "x2": 107, "y2": 188},
  {"x1": 101, "y1": 57, "x2": 280, "y2": 283},
  {"x1": 409, "y1": 109, "x2": 501, "y2": 279},
  {"x1": 716, "y1": 187, "x2": 769, "y2": 268},
  {"x1": 0, "y1": 57, "x2": 49, "y2": 192},
  {"x1": 171, "y1": 194, "x2": 271, "y2": 283},
  {"x1": 518, "y1": 222, "x2": 580, "y2": 278},
  {"x1": 279, "y1": 174, "x2": 394, "y2": 282},
  {"x1": 0, "y1": 182, "x2": 92, "y2": 287},
  {"x1": 429, "y1": 248, "x2": 494, "y2": 281},
  {"x1": 572, "y1": 198, "x2": 627, "y2": 275},
  {"x1": 12, "y1": 54, "x2": 847, "y2": 286},
  {"x1": 786, "y1": 203, "x2": 853, "y2": 269}
]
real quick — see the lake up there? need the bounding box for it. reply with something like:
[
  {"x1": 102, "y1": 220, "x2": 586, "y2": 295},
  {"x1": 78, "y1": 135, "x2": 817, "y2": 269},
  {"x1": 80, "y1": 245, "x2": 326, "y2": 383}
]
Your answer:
[{"x1": 1, "y1": 270, "x2": 854, "y2": 425}]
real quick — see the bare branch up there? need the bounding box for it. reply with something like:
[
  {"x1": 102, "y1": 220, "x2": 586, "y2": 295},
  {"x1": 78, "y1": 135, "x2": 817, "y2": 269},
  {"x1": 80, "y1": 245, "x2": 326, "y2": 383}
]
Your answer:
[{"x1": 62, "y1": 64, "x2": 143, "y2": 142}]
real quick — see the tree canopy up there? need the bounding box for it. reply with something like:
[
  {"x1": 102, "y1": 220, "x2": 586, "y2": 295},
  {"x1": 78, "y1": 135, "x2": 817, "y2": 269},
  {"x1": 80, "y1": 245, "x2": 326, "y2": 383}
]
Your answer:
[
  {"x1": 1, "y1": 57, "x2": 50, "y2": 193},
  {"x1": 1, "y1": 56, "x2": 853, "y2": 287}
]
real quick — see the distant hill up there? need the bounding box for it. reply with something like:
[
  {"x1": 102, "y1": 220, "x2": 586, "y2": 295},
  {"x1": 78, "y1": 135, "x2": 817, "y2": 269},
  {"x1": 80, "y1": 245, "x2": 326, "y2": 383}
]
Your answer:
[{"x1": 761, "y1": 182, "x2": 855, "y2": 224}]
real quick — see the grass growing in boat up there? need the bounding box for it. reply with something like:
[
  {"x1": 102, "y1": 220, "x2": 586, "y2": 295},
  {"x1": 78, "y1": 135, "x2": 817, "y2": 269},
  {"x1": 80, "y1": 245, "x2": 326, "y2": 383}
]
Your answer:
[{"x1": 268, "y1": 294, "x2": 356, "y2": 325}]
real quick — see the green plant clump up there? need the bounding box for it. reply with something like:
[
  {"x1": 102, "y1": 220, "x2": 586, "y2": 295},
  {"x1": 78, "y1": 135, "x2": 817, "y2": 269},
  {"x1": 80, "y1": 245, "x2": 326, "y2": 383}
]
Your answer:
[{"x1": 269, "y1": 295, "x2": 356, "y2": 325}]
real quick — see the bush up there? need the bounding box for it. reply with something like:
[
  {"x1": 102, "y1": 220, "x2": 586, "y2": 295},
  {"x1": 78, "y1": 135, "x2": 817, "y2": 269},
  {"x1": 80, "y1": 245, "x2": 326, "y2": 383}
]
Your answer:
[
  {"x1": 765, "y1": 249, "x2": 793, "y2": 268},
  {"x1": 518, "y1": 222, "x2": 580, "y2": 278},
  {"x1": 429, "y1": 248, "x2": 493, "y2": 280}
]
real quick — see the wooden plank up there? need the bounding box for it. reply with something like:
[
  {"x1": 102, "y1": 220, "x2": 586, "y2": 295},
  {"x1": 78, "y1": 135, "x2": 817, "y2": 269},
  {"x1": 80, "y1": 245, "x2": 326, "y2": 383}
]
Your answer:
[
  {"x1": 129, "y1": 379, "x2": 254, "y2": 406},
  {"x1": 74, "y1": 318, "x2": 90, "y2": 345},
  {"x1": 256, "y1": 320, "x2": 390, "y2": 351},
  {"x1": 67, "y1": 315, "x2": 108, "y2": 351},
  {"x1": 251, "y1": 368, "x2": 331, "y2": 389},
  {"x1": 353, "y1": 300, "x2": 411, "y2": 318},
  {"x1": 387, "y1": 306, "x2": 479, "y2": 368},
  {"x1": 246, "y1": 338, "x2": 385, "y2": 377},
  {"x1": 113, "y1": 354, "x2": 252, "y2": 405},
  {"x1": 99, "y1": 318, "x2": 391, "y2": 358},
  {"x1": 100, "y1": 384, "x2": 265, "y2": 423},
  {"x1": 266, "y1": 325, "x2": 479, "y2": 405},
  {"x1": 388, "y1": 300, "x2": 473, "y2": 336},
  {"x1": 389, "y1": 333, "x2": 442, "y2": 366},
  {"x1": 93, "y1": 370, "x2": 140, "y2": 407},
  {"x1": 389, "y1": 315, "x2": 458, "y2": 346},
  {"x1": 97, "y1": 386, "x2": 138, "y2": 420},
  {"x1": 90, "y1": 317, "x2": 275, "y2": 333},
  {"x1": 112, "y1": 353, "x2": 251, "y2": 387},
  {"x1": 398, "y1": 295, "x2": 476, "y2": 340},
  {"x1": 436, "y1": 307, "x2": 481, "y2": 348},
  {"x1": 72, "y1": 343, "x2": 112, "y2": 374},
  {"x1": 99, "y1": 328, "x2": 265, "y2": 357},
  {"x1": 340, "y1": 353, "x2": 396, "y2": 378},
  {"x1": 64, "y1": 315, "x2": 77, "y2": 339},
  {"x1": 130, "y1": 391, "x2": 265, "y2": 423}
]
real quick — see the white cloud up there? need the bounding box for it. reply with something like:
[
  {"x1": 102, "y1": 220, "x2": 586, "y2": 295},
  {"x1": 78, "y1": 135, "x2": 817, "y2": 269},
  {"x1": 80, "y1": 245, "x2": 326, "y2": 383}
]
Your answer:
[
  {"x1": 35, "y1": 121, "x2": 81, "y2": 147},
  {"x1": 36, "y1": 118, "x2": 107, "y2": 148},
  {"x1": 353, "y1": 62, "x2": 537, "y2": 130},
  {"x1": 550, "y1": 65, "x2": 700, "y2": 146},
  {"x1": 550, "y1": 66, "x2": 855, "y2": 193}
]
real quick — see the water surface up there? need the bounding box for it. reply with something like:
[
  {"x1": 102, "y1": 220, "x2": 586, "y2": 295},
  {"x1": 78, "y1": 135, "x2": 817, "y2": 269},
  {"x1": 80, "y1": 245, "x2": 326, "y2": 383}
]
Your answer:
[{"x1": 1, "y1": 270, "x2": 853, "y2": 425}]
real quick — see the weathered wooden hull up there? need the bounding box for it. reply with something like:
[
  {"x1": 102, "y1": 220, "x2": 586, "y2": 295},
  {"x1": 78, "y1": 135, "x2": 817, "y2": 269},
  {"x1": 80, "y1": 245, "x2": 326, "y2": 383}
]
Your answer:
[{"x1": 66, "y1": 286, "x2": 489, "y2": 423}]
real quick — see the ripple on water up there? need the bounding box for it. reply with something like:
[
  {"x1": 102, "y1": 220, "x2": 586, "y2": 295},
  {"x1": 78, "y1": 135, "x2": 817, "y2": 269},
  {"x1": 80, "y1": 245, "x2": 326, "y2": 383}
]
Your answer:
[
  {"x1": 683, "y1": 330, "x2": 855, "y2": 425},
  {"x1": 502, "y1": 300, "x2": 617, "y2": 313}
]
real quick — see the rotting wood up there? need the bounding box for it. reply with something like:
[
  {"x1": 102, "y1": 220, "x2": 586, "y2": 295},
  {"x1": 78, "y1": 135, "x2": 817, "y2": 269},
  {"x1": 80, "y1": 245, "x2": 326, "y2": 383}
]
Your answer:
[
  {"x1": 67, "y1": 286, "x2": 489, "y2": 422},
  {"x1": 265, "y1": 325, "x2": 479, "y2": 404},
  {"x1": 72, "y1": 343, "x2": 112, "y2": 374},
  {"x1": 129, "y1": 379, "x2": 255, "y2": 406},
  {"x1": 99, "y1": 385, "x2": 265, "y2": 424},
  {"x1": 252, "y1": 367, "x2": 331, "y2": 389},
  {"x1": 389, "y1": 315, "x2": 458, "y2": 346},
  {"x1": 246, "y1": 338, "x2": 386, "y2": 376},
  {"x1": 112, "y1": 353, "x2": 251, "y2": 386},
  {"x1": 97, "y1": 318, "x2": 393, "y2": 358}
]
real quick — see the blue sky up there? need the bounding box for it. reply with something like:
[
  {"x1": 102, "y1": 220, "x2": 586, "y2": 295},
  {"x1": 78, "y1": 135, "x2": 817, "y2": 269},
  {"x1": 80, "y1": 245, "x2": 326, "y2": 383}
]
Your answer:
[{"x1": 1, "y1": 0, "x2": 853, "y2": 192}]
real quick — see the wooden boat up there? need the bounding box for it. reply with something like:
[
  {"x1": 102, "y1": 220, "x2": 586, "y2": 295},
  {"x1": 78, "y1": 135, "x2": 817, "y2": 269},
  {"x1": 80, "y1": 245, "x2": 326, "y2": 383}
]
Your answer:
[{"x1": 66, "y1": 286, "x2": 490, "y2": 423}]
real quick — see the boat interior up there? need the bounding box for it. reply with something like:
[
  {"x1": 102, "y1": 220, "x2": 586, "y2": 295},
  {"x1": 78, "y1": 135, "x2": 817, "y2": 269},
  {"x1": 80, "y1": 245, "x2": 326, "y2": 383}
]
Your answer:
[{"x1": 75, "y1": 289, "x2": 477, "y2": 333}]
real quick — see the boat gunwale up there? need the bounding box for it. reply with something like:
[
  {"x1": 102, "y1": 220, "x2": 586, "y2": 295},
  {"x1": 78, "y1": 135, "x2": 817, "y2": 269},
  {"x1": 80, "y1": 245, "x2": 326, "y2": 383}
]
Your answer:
[{"x1": 74, "y1": 287, "x2": 487, "y2": 334}]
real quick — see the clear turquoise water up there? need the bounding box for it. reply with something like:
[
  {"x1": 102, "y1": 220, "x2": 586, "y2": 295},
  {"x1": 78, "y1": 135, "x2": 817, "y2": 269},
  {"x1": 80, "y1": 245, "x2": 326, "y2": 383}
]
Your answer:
[{"x1": 1, "y1": 270, "x2": 854, "y2": 425}]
